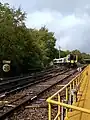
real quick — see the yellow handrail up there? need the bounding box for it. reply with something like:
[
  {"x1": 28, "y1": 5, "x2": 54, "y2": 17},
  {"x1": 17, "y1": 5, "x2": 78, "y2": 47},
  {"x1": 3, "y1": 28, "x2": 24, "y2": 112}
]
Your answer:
[
  {"x1": 48, "y1": 67, "x2": 86, "y2": 100},
  {"x1": 47, "y1": 99, "x2": 90, "y2": 114},
  {"x1": 46, "y1": 65, "x2": 89, "y2": 120}
]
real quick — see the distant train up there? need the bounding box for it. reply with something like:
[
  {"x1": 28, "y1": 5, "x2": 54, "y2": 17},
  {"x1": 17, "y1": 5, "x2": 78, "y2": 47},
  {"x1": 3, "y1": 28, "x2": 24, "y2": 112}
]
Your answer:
[{"x1": 53, "y1": 54, "x2": 78, "y2": 67}]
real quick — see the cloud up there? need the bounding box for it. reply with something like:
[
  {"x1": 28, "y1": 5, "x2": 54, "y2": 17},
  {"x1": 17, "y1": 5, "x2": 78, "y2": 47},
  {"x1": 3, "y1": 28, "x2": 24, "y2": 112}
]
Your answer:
[
  {"x1": 1, "y1": 0, "x2": 90, "y2": 52},
  {"x1": 2, "y1": 0, "x2": 90, "y2": 14},
  {"x1": 26, "y1": 8, "x2": 90, "y2": 52}
]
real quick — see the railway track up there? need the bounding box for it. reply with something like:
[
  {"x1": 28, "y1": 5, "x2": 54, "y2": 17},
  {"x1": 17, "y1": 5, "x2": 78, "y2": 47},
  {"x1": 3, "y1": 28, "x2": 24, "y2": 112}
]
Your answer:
[
  {"x1": 0, "y1": 65, "x2": 86, "y2": 95},
  {"x1": 0, "y1": 67, "x2": 64, "y2": 94},
  {"x1": 0, "y1": 68, "x2": 69, "y2": 99},
  {"x1": 0, "y1": 69, "x2": 78, "y2": 120},
  {"x1": 16, "y1": 71, "x2": 79, "y2": 120},
  {"x1": 0, "y1": 67, "x2": 65, "y2": 82}
]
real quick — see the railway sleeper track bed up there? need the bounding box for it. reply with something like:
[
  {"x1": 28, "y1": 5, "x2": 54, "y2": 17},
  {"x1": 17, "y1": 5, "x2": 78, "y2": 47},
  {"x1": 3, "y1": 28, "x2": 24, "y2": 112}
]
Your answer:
[
  {"x1": 0, "y1": 67, "x2": 59, "y2": 82},
  {"x1": 0, "y1": 68, "x2": 65, "y2": 94},
  {"x1": 16, "y1": 72, "x2": 79, "y2": 120},
  {"x1": 0, "y1": 69, "x2": 80, "y2": 120},
  {"x1": 0, "y1": 69, "x2": 69, "y2": 99},
  {"x1": 0, "y1": 67, "x2": 63, "y2": 84}
]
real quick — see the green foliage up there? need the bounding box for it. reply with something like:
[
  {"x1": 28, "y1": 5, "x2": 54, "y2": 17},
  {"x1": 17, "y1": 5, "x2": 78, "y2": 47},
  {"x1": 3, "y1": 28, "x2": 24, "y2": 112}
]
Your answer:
[
  {"x1": 54, "y1": 49, "x2": 70, "y2": 58},
  {"x1": 71, "y1": 49, "x2": 82, "y2": 61},
  {"x1": 71, "y1": 49, "x2": 90, "y2": 63},
  {"x1": 0, "y1": 2, "x2": 90, "y2": 76},
  {"x1": 0, "y1": 3, "x2": 56, "y2": 74}
]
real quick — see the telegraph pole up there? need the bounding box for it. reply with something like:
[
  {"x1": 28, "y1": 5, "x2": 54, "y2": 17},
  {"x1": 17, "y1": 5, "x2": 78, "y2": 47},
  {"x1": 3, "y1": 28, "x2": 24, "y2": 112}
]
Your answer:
[{"x1": 59, "y1": 46, "x2": 61, "y2": 58}]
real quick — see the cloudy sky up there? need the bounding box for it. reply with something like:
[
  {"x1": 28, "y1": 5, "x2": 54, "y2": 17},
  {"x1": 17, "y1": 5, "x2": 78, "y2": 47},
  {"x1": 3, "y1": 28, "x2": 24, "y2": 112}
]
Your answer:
[{"x1": 1, "y1": 0, "x2": 90, "y2": 53}]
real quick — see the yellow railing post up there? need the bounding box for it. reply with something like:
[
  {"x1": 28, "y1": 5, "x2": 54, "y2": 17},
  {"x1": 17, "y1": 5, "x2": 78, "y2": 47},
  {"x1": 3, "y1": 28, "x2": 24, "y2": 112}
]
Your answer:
[
  {"x1": 79, "y1": 74, "x2": 81, "y2": 82},
  {"x1": 66, "y1": 87, "x2": 68, "y2": 101},
  {"x1": 77, "y1": 77, "x2": 78, "y2": 84},
  {"x1": 78, "y1": 75, "x2": 80, "y2": 84},
  {"x1": 70, "y1": 83, "x2": 72, "y2": 92},
  {"x1": 76, "y1": 79, "x2": 78, "y2": 86},
  {"x1": 48, "y1": 103, "x2": 51, "y2": 120},
  {"x1": 73, "y1": 81, "x2": 75, "y2": 104},
  {"x1": 58, "y1": 94, "x2": 60, "y2": 120},
  {"x1": 69, "y1": 83, "x2": 72, "y2": 109},
  {"x1": 65, "y1": 87, "x2": 68, "y2": 120},
  {"x1": 77, "y1": 76, "x2": 79, "y2": 85},
  {"x1": 73, "y1": 81, "x2": 75, "y2": 89}
]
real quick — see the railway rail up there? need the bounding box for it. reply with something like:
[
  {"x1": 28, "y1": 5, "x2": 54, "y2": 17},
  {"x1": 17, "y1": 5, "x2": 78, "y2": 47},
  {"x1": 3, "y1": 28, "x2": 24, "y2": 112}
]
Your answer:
[
  {"x1": 0, "y1": 67, "x2": 64, "y2": 94},
  {"x1": 0, "y1": 66, "x2": 66, "y2": 82},
  {"x1": 0, "y1": 67, "x2": 59, "y2": 83},
  {"x1": 0, "y1": 69, "x2": 70, "y2": 100},
  {"x1": 0, "y1": 69, "x2": 78, "y2": 120},
  {"x1": 16, "y1": 71, "x2": 80, "y2": 120},
  {"x1": 0, "y1": 67, "x2": 55, "y2": 82}
]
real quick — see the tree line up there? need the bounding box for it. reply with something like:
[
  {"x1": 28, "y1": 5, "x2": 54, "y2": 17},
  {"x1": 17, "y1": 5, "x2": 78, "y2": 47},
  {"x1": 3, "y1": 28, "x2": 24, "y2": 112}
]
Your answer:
[{"x1": 0, "y1": 3, "x2": 90, "y2": 76}]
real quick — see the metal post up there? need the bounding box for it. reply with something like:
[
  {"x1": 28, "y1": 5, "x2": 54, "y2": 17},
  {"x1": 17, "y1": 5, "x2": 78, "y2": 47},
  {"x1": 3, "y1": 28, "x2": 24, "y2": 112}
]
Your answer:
[
  {"x1": 61, "y1": 100, "x2": 65, "y2": 120},
  {"x1": 69, "y1": 84, "x2": 72, "y2": 111},
  {"x1": 48, "y1": 103, "x2": 51, "y2": 120},
  {"x1": 58, "y1": 94, "x2": 60, "y2": 120},
  {"x1": 59, "y1": 46, "x2": 61, "y2": 59},
  {"x1": 69, "y1": 84, "x2": 72, "y2": 104},
  {"x1": 65, "y1": 87, "x2": 68, "y2": 120},
  {"x1": 76, "y1": 79, "x2": 78, "y2": 86},
  {"x1": 73, "y1": 81, "x2": 75, "y2": 89}
]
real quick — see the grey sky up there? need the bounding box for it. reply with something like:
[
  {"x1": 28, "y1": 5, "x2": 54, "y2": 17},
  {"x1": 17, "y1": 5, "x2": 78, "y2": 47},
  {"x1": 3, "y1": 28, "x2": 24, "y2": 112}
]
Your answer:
[{"x1": 1, "y1": 0, "x2": 90, "y2": 52}]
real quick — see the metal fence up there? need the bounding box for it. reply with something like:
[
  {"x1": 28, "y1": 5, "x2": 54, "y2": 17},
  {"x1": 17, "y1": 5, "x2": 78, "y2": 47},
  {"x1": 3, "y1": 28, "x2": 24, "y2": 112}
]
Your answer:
[{"x1": 46, "y1": 65, "x2": 90, "y2": 120}]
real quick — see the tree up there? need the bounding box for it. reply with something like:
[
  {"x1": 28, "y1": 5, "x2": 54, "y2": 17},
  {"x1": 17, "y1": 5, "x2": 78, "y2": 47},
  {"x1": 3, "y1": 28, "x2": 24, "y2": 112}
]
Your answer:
[
  {"x1": 29, "y1": 27, "x2": 56, "y2": 67},
  {"x1": 0, "y1": 3, "x2": 57, "y2": 76},
  {"x1": 71, "y1": 50, "x2": 82, "y2": 62}
]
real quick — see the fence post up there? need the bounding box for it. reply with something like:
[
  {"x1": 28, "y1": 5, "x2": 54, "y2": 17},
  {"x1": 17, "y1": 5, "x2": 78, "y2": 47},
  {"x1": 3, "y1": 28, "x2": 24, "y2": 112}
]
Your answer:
[
  {"x1": 65, "y1": 87, "x2": 68, "y2": 120},
  {"x1": 69, "y1": 84, "x2": 73, "y2": 111},
  {"x1": 48, "y1": 103, "x2": 51, "y2": 120},
  {"x1": 61, "y1": 100, "x2": 66, "y2": 120},
  {"x1": 58, "y1": 94, "x2": 60, "y2": 120}
]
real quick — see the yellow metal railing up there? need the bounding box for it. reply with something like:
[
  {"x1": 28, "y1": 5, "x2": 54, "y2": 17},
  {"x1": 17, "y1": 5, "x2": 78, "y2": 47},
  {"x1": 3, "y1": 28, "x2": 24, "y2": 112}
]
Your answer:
[{"x1": 46, "y1": 65, "x2": 90, "y2": 120}]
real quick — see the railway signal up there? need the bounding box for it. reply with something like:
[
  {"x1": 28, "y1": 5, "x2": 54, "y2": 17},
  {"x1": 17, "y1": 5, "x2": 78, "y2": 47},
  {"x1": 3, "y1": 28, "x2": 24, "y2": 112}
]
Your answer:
[
  {"x1": 3, "y1": 64, "x2": 10, "y2": 72},
  {"x1": 2, "y1": 60, "x2": 11, "y2": 72}
]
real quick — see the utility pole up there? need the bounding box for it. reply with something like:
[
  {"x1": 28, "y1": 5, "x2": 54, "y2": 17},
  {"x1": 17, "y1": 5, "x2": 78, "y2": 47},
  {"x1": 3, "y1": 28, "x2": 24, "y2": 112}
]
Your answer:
[{"x1": 59, "y1": 46, "x2": 61, "y2": 58}]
